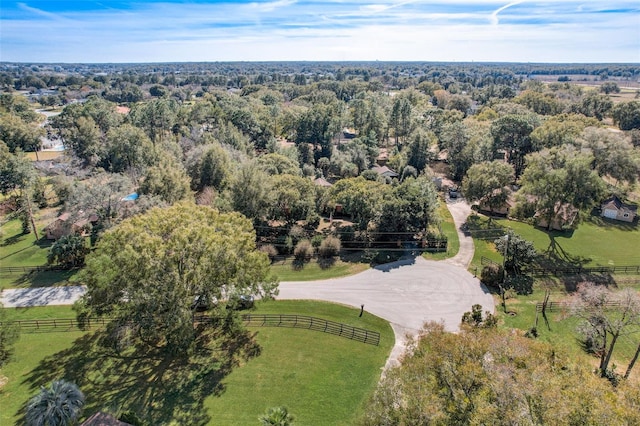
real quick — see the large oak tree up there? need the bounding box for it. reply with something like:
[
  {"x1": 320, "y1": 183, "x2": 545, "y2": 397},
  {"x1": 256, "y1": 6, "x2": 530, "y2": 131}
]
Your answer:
[{"x1": 76, "y1": 202, "x2": 278, "y2": 354}]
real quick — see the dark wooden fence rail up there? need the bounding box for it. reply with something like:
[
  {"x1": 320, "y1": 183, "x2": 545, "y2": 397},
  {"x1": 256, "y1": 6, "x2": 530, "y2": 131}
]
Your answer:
[
  {"x1": 238, "y1": 314, "x2": 380, "y2": 346},
  {"x1": 2, "y1": 314, "x2": 381, "y2": 346},
  {"x1": 481, "y1": 256, "x2": 500, "y2": 267},
  {"x1": 535, "y1": 301, "x2": 623, "y2": 312},
  {"x1": 528, "y1": 265, "x2": 640, "y2": 277},
  {"x1": 2, "y1": 317, "x2": 111, "y2": 332},
  {"x1": 0, "y1": 265, "x2": 67, "y2": 275},
  {"x1": 479, "y1": 258, "x2": 640, "y2": 277}
]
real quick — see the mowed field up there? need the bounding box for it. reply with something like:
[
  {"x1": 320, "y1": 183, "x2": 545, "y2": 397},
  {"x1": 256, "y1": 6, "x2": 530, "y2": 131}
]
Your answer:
[{"x1": 0, "y1": 301, "x2": 394, "y2": 425}]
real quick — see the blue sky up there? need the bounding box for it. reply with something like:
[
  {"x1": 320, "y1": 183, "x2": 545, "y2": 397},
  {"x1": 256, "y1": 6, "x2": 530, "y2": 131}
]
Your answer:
[{"x1": 1, "y1": 1, "x2": 638, "y2": 63}]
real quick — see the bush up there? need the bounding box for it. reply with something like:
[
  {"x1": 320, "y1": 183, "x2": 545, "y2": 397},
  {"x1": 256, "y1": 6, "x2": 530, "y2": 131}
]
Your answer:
[
  {"x1": 293, "y1": 239, "x2": 314, "y2": 262},
  {"x1": 481, "y1": 263, "x2": 504, "y2": 288},
  {"x1": 47, "y1": 234, "x2": 89, "y2": 268},
  {"x1": 318, "y1": 235, "x2": 341, "y2": 258},
  {"x1": 461, "y1": 304, "x2": 497, "y2": 329},
  {"x1": 310, "y1": 235, "x2": 323, "y2": 249},
  {"x1": 259, "y1": 244, "x2": 278, "y2": 263},
  {"x1": 288, "y1": 225, "x2": 307, "y2": 244}
]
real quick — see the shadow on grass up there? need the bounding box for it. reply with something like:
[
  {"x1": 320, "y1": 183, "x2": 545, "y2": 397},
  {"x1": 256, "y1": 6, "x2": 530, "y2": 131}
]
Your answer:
[
  {"x1": 1, "y1": 232, "x2": 27, "y2": 247},
  {"x1": 560, "y1": 273, "x2": 617, "y2": 292},
  {"x1": 530, "y1": 231, "x2": 591, "y2": 269},
  {"x1": 18, "y1": 326, "x2": 261, "y2": 425},
  {"x1": 292, "y1": 258, "x2": 306, "y2": 270},
  {"x1": 317, "y1": 257, "x2": 337, "y2": 269},
  {"x1": 6, "y1": 269, "x2": 78, "y2": 288}
]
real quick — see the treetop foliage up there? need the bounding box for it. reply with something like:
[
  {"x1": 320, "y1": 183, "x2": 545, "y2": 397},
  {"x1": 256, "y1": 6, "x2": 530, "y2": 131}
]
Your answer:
[{"x1": 77, "y1": 202, "x2": 278, "y2": 354}]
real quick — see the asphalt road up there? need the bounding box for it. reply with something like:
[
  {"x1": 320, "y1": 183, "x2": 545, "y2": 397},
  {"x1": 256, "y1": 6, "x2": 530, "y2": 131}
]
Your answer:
[{"x1": 277, "y1": 256, "x2": 493, "y2": 367}]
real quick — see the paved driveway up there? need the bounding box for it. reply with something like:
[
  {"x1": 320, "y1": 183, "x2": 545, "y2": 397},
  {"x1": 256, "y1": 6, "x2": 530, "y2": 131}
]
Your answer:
[
  {"x1": 442, "y1": 196, "x2": 475, "y2": 268},
  {"x1": 1, "y1": 285, "x2": 86, "y2": 307},
  {"x1": 278, "y1": 256, "x2": 493, "y2": 367}
]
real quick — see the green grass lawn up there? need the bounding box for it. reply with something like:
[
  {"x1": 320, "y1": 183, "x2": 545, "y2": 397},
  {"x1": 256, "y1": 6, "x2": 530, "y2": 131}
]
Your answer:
[
  {"x1": 1, "y1": 219, "x2": 51, "y2": 268},
  {"x1": 0, "y1": 269, "x2": 80, "y2": 290},
  {"x1": 496, "y1": 287, "x2": 640, "y2": 380},
  {"x1": 468, "y1": 214, "x2": 640, "y2": 273},
  {"x1": 4, "y1": 305, "x2": 76, "y2": 321},
  {"x1": 422, "y1": 198, "x2": 460, "y2": 261},
  {"x1": 0, "y1": 301, "x2": 394, "y2": 425},
  {"x1": 270, "y1": 258, "x2": 369, "y2": 281},
  {"x1": 470, "y1": 212, "x2": 640, "y2": 379},
  {"x1": 1, "y1": 218, "x2": 83, "y2": 290}
]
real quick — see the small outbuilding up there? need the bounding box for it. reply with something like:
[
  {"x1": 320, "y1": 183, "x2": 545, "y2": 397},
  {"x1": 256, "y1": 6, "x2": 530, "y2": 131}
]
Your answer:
[{"x1": 601, "y1": 196, "x2": 637, "y2": 223}]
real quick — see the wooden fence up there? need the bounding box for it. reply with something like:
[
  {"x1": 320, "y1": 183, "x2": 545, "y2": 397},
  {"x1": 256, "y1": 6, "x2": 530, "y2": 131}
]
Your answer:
[
  {"x1": 2, "y1": 317, "x2": 110, "y2": 332},
  {"x1": 0, "y1": 265, "x2": 67, "y2": 275},
  {"x1": 2, "y1": 314, "x2": 381, "y2": 346},
  {"x1": 239, "y1": 313, "x2": 380, "y2": 346},
  {"x1": 528, "y1": 265, "x2": 640, "y2": 277},
  {"x1": 479, "y1": 257, "x2": 640, "y2": 277},
  {"x1": 535, "y1": 301, "x2": 623, "y2": 312}
]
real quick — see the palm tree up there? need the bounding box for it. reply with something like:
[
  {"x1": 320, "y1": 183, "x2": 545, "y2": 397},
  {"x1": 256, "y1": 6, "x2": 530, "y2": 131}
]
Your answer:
[
  {"x1": 26, "y1": 380, "x2": 85, "y2": 426},
  {"x1": 259, "y1": 406, "x2": 294, "y2": 426}
]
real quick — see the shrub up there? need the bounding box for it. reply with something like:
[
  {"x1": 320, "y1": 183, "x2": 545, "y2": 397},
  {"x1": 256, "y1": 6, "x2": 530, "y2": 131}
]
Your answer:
[
  {"x1": 318, "y1": 235, "x2": 341, "y2": 258},
  {"x1": 481, "y1": 263, "x2": 504, "y2": 288},
  {"x1": 288, "y1": 225, "x2": 306, "y2": 243},
  {"x1": 310, "y1": 235, "x2": 324, "y2": 249},
  {"x1": 260, "y1": 406, "x2": 294, "y2": 425},
  {"x1": 47, "y1": 234, "x2": 89, "y2": 268},
  {"x1": 259, "y1": 244, "x2": 278, "y2": 263},
  {"x1": 461, "y1": 304, "x2": 497, "y2": 328},
  {"x1": 293, "y1": 239, "x2": 313, "y2": 262}
]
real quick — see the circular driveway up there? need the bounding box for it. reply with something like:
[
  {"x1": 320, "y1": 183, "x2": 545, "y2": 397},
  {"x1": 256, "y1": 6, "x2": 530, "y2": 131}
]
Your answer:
[{"x1": 277, "y1": 256, "x2": 493, "y2": 367}]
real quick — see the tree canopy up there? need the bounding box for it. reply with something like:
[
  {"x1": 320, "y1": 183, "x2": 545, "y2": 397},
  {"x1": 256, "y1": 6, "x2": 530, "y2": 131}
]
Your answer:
[
  {"x1": 76, "y1": 202, "x2": 278, "y2": 354},
  {"x1": 362, "y1": 323, "x2": 640, "y2": 425}
]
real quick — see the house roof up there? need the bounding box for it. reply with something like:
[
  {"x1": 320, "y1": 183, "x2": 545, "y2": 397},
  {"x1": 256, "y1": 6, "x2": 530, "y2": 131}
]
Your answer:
[
  {"x1": 57, "y1": 212, "x2": 71, "y2": 222},
  {"x1": 534, "y1": 202, "x2": 578, "y2": 225},
  {"x1": 371, "y1": 165, "x2": 399, "y2": 178},
  {"x1": 81, "y1": 412, "x2": 131, "y2": 426},
  {"x1": 313, "y1": 177, "x2": 333, "y2": 187},
  {"x1": 601, "y1": 196, "x2": 638, "y2": 214}
]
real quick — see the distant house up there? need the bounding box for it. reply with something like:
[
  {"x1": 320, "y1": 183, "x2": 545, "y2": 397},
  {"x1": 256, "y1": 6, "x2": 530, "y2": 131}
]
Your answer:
[
  {"x1": 477, "y1": 187, "x2": 514, "y2": 216},
  {"x1": 601, "y1": 196, "x2": 637, "y2": 223},
  {"x1": 535, "y1": 203, "x2": 578, "y2": 231},
  {"x1": 479, "y1": 198, "x2": 512, "y2": 216},
  {"x1": 115, "y1": 105, "x2": 130, "y2": 115},
  {"x1": 44, "y1": 212, "x2": 97, "y2": 240},
  {"x1": 371, "y1": 165, "x2": 399, "y2": 179},
  {"x1": 313, "y1": 177, "x2": 333, "y2": 187},
  {"x1": 81, "y1": 412, "x2": 132, "y2": 426}
]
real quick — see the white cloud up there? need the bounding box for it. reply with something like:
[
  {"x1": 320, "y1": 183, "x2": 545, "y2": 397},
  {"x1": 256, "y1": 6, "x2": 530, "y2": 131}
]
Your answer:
[{"x1": 1, "y1": 0, "x2": 638, "y2": 62}]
